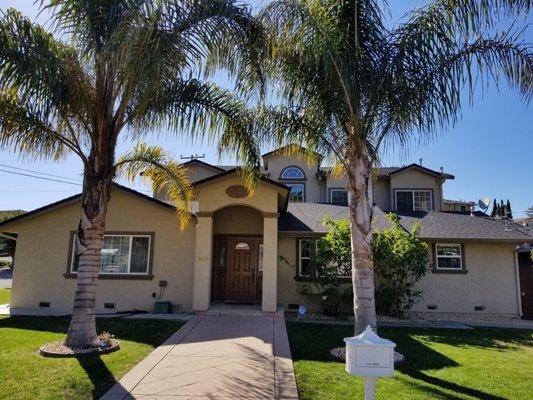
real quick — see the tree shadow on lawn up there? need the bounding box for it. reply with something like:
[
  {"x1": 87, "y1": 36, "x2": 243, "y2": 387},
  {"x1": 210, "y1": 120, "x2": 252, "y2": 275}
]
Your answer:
[
  {"x1": 0, "y1": 315, "x2": 183, "y2": 347},
  {"x1": 76, "y1": 355, "x2": 117, "y2": 399},
  {"x1": 287, "y1": 322, "x2": 522, "y2": 400}
]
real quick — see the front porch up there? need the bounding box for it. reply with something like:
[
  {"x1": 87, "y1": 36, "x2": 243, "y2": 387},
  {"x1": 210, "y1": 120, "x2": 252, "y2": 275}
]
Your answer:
[{"x1": 190, "y1": 173, "x2": 289, "y2": 313}]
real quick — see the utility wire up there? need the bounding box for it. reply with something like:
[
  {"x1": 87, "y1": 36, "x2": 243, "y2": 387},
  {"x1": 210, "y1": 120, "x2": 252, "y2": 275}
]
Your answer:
[
  {"x1": 0, "y1": 168, "x2": 82, "y2": 186},
  {"x1": 0, "y1": 163, "x2": 81, "y2": 182}
]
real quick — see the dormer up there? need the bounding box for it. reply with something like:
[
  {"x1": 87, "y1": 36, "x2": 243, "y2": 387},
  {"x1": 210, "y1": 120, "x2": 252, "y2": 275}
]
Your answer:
[
  {"x1": 387, "y1": 164, "x2": 454, "y2": 212},
  {"x1": 262, "y1": 145, "x2": 323, "y2": 203}
]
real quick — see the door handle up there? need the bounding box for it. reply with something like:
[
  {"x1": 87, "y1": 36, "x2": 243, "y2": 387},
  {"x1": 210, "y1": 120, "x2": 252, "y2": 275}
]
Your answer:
[{"x1": 522, "y1": 292, "x2": 526, "y2": 297}]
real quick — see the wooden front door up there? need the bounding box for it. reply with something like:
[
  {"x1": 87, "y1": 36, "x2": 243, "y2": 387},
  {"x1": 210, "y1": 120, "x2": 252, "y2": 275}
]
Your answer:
[
  {"x1": 519, "y1": 252, "x2": 533, "y2": 319},
  {"x1": 226, "y1": 238, "x2": 256, "y2": 303}
]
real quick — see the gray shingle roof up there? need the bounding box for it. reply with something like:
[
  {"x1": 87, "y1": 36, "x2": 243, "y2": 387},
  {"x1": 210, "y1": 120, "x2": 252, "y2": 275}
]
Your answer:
[
  {"x1": 278, "y1": 203, "x2": 393, "y2": 233},
  {"x1": 278, "y1": 203, "x2": 533, "y2": 242}
]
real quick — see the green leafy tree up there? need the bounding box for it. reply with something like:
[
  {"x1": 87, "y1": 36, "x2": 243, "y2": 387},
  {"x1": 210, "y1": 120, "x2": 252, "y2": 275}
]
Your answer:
[
  {"x1": 500, "y1": 199, "x2": 506, "y2": 217},
  {"x1": 306, "y1": 215, "x2": 429, "y2": 318},
  {"x1": 257, "y1": 0, "x2": 532, "y2": 333},
  {"x1": 0, "y1": 2, "x2": 264, "y2": 348},
  {"x1": 373, "y1": 215, "x2": 429, "y2": 317}
]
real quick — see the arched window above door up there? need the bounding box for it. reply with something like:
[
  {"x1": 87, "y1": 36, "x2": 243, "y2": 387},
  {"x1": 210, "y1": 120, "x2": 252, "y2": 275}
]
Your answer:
[
  {"x1": 234, "y1": 242, "x2": 251, "y2": 251},
  {"x1": 280, "y1": 166, "x2": 305, "y2": 180}
]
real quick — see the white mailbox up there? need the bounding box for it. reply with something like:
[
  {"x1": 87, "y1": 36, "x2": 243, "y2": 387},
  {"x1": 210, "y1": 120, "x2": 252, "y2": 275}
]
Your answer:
[
  {"x1": 344, "y1": 325, "x2": 396, "y2": 400},
  {"x1": 344, "y1": 325, "x2": 396, "y2": 376}
]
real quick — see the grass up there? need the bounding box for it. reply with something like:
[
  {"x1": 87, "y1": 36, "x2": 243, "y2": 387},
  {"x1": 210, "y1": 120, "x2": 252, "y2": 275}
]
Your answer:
[
  {"x1": 287, "y1": 321, "x2": 533, "y2": 400},
  {"x1": 0, "y1": 288, "x2": 10, "y2": 304},
  {"x1": 0, "y1": 315, "x2": 184, "y2": 400}
]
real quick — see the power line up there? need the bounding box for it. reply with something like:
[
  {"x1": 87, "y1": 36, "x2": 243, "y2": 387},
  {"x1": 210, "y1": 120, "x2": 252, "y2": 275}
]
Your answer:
[
  {"x1": 0, "y1": 168, "x2": 82, "y2": 186},
  {"x1": 0, "y1": 163, "x2": 81, "y2": 182}
]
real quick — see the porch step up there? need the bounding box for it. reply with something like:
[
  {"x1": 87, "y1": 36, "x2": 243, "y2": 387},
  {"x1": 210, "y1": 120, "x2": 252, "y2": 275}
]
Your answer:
[{"x1": 198, "y1": 304, "x2": 285, "y2": 318}]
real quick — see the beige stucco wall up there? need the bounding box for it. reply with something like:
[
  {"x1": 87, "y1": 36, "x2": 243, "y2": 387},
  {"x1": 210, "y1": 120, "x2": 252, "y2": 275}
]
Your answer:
[
  {"x1": 277, "y1": 237, "x2": 520, "y2": 316},
  {"x1": 390, "y1": 169, "x2": 443, "y2": 211},
  {"x1": 265, "y1": 153, "x2": 322, "y2": 203},
  {"x1": 7, "y1": 188, "x2": 195, "y2": 314},
  {"x1": 411, "y1": 242, "x2": 520, "y2": 316},
  {"x1": 194, "y1": 175, "x2": 281, "y2": 214},
  {"x1": 154, "y1": 163, "x2": 221, "y2": 201},
  {"x1": 185, "y1": 164, "x2": 221, "y2": 182},
  {"x1": 373, "y1": 180, "x2": 390, "y2": 210},
  {"x1": 213, "y1": 206, "x2": 263, "y2": 235}
]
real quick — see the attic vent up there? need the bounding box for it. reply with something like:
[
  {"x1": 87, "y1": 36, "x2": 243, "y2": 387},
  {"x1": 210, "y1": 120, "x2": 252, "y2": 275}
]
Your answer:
[
  {"x1": 38, "y1": 302, "x2": 50, "y2": 308},
  {"x1": 427, "y1": 304, "x2": 438, "y2": 310},
  {"x1": 104, "y1": 303, "x2": 116, "y2": 309},
  {"x1": 474, "y1": 305, "x2": 485, "y2": 311}
]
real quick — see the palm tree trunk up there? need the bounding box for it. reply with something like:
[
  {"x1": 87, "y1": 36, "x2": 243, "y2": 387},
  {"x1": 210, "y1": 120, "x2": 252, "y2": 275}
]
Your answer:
[
  {"x1": 347, "y1": 146, "x2": 376, "y2": 335},
  {"x1": 65, "y1": 164, "x2": 112, "y2": 348}
]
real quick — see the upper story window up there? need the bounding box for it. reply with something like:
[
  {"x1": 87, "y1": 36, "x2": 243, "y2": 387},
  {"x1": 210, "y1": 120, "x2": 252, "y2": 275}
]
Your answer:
[
  {"x1": 330, "y1": 189, "x2": 348, "y2": 206},
  {"x1": 286, "y1": 183, "x2": 305, "y2": 202},
  {"x1": 71, "y1": 233, "x2": 152, "y2": 275},
  {"x1": 280, "y1": 166, "x2": 305, "y2": 180},
  {"x1": 395, "y1": 190, "x2": 432, "y2": 212}
]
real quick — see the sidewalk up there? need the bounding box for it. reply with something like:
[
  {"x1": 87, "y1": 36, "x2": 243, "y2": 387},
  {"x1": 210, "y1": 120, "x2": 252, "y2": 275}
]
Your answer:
[{"x1": 101, "y1": 314, "x2": 298, "y2": 399}]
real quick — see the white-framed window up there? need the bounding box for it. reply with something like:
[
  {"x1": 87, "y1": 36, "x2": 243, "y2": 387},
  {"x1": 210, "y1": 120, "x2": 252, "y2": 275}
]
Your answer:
[
  {"x1": 298, "y1": 239, "x2": 312, "y2": 276},
  {"x1": 330, "y1": 189, "x2": 348, "y2": 205},
  {"x1": 286, "y1": 183, "x2": 305, "y2": 202},
  {"x1": 281, "y1": 166, "x2": 305, "y2": 180},
  {"x1": 435, "y1": 244, "x2": 463, "y2": 270},
  {"x1": 71, "y1": 234, "x2": 151, "y2": 275},
  {"x1": 395, "y1": 190, "x2": 432, "y2": 211}
]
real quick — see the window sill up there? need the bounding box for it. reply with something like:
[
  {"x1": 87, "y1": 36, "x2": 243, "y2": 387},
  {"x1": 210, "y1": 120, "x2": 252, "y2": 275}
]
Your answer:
[
  {"x1": 63, "y1": 273, "x2": 154, "y2": 280},
  {"x1": 431, "y1": 268, "x2": 468, "y2": 275}
]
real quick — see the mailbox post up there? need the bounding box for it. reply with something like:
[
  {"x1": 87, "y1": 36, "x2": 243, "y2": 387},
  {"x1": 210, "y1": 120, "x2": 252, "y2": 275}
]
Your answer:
[{"x1": 344, "y1": 325, "x2": 396, "y2": 400}]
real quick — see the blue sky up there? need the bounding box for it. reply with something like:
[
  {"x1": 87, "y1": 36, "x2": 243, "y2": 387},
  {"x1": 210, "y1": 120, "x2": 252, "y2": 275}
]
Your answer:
[{"x1": 0, "y1": 1, "x2": 531, "y2": 216}]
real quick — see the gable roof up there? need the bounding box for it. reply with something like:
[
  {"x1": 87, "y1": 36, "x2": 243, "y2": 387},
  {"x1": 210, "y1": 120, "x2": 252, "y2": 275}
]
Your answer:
[
  {"x1": 388, "y1": 163, "x2": 455, "y2": 180},
  {"x1": 192, "y1": 167, "x2": 290, "y2": 192},
  {"x1": 278, "y1": 204, "x2": 393, "y2": 235},
  {"x1": 278, "y1": 203, "x2": 533, "y2": 242},
  {"x1": 261, "y1": 144, "x2": 323, "y2": 161},
  {"x1": 181, "y1": 159, "x2": 225, "y2": 173},
  {"x1": 318, "y1": 165, "x2": 454, "y2": 180},
  {"x1": 0, "y1": 184, "x2": 176, "y2": 230}
]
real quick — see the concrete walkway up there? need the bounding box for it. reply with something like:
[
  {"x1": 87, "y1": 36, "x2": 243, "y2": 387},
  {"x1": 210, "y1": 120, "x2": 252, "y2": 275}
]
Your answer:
[{"x1": 101, "y1": 314, "x2": 298, "y2": 400}]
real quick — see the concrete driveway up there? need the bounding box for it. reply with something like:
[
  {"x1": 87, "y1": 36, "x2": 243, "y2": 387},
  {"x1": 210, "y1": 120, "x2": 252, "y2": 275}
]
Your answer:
[{"x1": 101, "y1": 314, "x2": 299, "y2": 399}]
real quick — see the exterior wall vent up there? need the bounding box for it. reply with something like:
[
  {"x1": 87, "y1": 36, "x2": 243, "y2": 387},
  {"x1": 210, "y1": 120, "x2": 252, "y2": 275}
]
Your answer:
[
  {"x1": 474, "y1": 305, "x2": 485, "y2": 311},
  {"x1": 288, "y1": 304, "x2": 299, "y2": 310},
  {"x1": 427, "y1": 304, "x2": 438, "y2": 310},
  {"x1": 38, "y1": 302, "x2": 50, "y2": 308},
  {"x1": 104, "y1": 303, "x2": 116, "y2": 309}
]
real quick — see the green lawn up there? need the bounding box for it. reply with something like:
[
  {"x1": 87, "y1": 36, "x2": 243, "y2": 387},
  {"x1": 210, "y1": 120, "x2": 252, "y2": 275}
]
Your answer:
[
  {"x1": 0, "y1": 316, "x2": 184, "y2": 400},
  {"x1": 287, "y1": 322, "x2": 533, "y2": 400},
  {"x1": 0, "y1": 288, "x2": 10, "y2": 304}
]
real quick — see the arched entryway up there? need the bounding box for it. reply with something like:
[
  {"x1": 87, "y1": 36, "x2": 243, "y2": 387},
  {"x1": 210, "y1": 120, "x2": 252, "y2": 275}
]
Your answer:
[{"x1": 212, "y1": 206, "x2": 263, "y2": 304}]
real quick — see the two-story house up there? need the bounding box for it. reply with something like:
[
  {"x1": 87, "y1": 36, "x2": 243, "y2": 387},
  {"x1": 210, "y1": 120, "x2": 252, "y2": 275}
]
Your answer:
[{"x1": 2, "y1": 146, "x2": 533, "y2": 320}]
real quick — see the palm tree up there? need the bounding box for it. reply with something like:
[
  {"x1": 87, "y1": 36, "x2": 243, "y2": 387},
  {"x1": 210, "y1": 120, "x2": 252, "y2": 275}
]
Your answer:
[
  {"x1": 0, "y1": 1, "x2": 264, "y2": 348},
  {"x1": 257, "y1": 0, "x2": 532, "y2": 334}
]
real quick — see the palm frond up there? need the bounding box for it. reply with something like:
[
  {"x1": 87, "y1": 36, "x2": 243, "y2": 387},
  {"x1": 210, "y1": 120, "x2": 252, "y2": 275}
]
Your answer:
[
  {"x1": 260, "y1": 0, "x2": 531, "y2": 168},
  {"x1": 0, "y1": 90, "x2": 68, "y2": 160},
  {"x1": 0, "y1": 8, "x2": 93, "y2": 123},
  {"x1": 115, "y1": 143, "x2": 193, "y2": 229}
]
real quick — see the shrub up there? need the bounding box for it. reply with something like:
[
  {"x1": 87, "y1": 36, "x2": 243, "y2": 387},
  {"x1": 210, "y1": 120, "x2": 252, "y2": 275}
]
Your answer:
[{"x1": 300, "y1": 214, "x2": 429, "y2": 317}]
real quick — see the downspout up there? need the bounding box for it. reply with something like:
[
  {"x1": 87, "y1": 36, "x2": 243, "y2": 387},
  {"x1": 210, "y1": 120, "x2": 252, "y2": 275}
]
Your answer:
[{"x1": 514, "y1": 247, "x2": 523, "y2": 318}]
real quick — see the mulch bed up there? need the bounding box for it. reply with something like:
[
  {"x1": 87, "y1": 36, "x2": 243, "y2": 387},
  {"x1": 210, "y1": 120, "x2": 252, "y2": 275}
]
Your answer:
[{"x1": 39, "y1": 339, "x2": 120, "y2": 358}]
